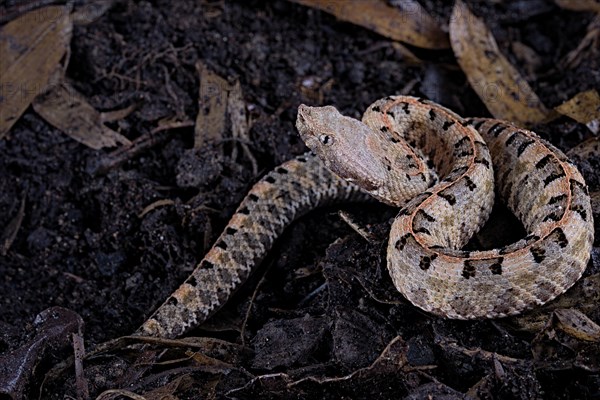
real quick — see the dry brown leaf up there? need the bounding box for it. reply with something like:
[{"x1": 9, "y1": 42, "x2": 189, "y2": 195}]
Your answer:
[
  {"x1": 449, "y1": 0, "x2": 553, "y2": 126},
  {"x1": 554, "y1": 0, "x2": 600, "y2": 13},
  {"x1": 290, "y1": 0, "x2": 449, "y2": 49},
  {"x1": 195, "y1": 61, "x2": 231, "y2": 149},
  {"x1": 555, "y1": 89, "x2": 600, "y2": 133},
  {"x1": 32, "y1": 82, "x2": 131, "y2": 149},
  {"x1": 0, "y1": 5, "x2": 72, "y2": 138},
  {"x1": 554, "y1": 308, "x2": 600, "y2": 342}
]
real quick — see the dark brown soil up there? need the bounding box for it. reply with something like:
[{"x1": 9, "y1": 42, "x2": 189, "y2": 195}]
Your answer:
[{"x1": 0, "y1": 1, "x2": 599, "y2": 399}]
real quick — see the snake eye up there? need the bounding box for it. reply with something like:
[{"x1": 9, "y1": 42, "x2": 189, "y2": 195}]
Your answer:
[{"x1": 319, "y1": 134, "x2": 334, "y2": 146}]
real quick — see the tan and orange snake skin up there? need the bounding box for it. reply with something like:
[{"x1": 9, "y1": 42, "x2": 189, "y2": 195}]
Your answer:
[{"x1": 138, "y1": 96, "x2": 594, "y2": 338}]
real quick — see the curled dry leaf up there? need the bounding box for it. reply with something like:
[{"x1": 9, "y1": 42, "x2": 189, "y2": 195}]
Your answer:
[
  {"x1": 290, "y1": 0, "x2": 449, "y2": 49},
  {"x1": 554, "y1": 308, "x2": 600, "y2": 342},
  {"x1": 555, "y1": 89, "x2": 600, "y2": 133},
  {"x1": 449, "y1": 0, "x2": 553, "y2": 126},
  {"x1": 0, "y1": 5, "x2": 72, "y2": 138},
  {"x1": 32, "y1": 82, "x2": 131, "y2": 150}
]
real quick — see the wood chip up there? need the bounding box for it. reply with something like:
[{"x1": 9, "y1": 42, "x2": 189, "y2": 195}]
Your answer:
[
  {"x1": 290, "y1": 0, "x2": 449, "y2": 49},
  {"x1": 0, "y1": 5, "x2": 72, "y2": 138},
  {"x1": 32, "y1": 81, "x2": 131, "y2": 149},
  {"x1": 554, "y1": 308, "x2": 600, "y2": 342},
  {"x1": 555, "y1": 89, "x2": 600, "y2": 133},
  {"x1": 449, "y1": 0, "x2": 554, "y2": 126}
]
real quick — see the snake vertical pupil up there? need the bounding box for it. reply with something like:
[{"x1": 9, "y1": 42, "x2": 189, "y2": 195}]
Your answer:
[{"x1": 320, "y1": 134, "x2": 333, "y2": 145}]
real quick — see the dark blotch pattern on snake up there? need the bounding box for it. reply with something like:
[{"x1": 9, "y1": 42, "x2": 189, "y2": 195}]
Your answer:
[{"x1": 138, "y1": 96, "x2": 594, "y2": 338}]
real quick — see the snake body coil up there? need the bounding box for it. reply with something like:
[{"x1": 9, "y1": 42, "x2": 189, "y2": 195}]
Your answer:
[
  {"x1": 139, "y1": 96, "x2": 594, "y2": 338},
  {"x1": 139, "y1": 153, "x2": 368, "y2": 338}
]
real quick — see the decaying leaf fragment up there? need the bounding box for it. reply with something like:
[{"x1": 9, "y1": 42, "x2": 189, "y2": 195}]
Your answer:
[
  {"x1": 290, "y1": 0, "x2": 449, "y2": 49},
  {"x1": 0, "y1": 5, "x2": 72, "y2": 137},
  {"x1": 555, "y1": 89, "x2": 600, "y2": 133},
  {"x1": 32, "y1": 82, "x2": 131, "y2": 150},
  {"x1": 449, "y1": 0, "x2": 553, "y2": 126}
]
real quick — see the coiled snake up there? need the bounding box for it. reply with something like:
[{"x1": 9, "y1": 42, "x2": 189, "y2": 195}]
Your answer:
[{"x1": 138, "y1": 96, "x2": 594, "y2": 338}]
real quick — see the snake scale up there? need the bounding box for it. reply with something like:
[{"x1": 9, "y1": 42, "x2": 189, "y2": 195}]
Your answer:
[{"x1": 138, "y1": 96, "x2": 594, "y2": 338}]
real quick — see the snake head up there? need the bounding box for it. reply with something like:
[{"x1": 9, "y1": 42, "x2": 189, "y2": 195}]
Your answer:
[{"x1": 296, "y1": 104, "x2": 387, "y2": 191}]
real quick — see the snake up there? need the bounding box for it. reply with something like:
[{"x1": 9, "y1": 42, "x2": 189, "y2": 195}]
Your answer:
[{"x1": 137, "y1": 96, "x2": 594, "y2": 338}]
